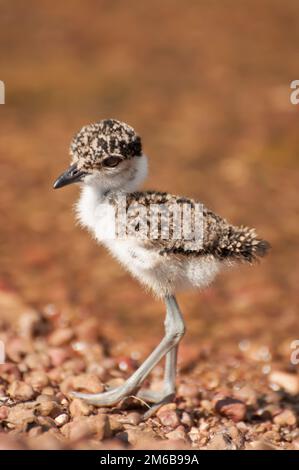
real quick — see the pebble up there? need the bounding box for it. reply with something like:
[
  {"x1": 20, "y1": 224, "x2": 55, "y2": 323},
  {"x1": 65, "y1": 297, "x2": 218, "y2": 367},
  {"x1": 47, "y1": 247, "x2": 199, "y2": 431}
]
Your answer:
[
  {"x1": 18, "y1": 310, "x2": 47, "y2": 338},
  {"x1": 156, "y1": 404, "x2": 180, "y2": 428},
  {"x1": 188, "y1": 427, "x2": 200, "y2": 444},
  {"x1": 234, "y1": 385, "x2": 257, "y2": 406},
  {"x1": 55, "y1": 413, "x2": 69, "y2": 427},
  {"x1": 215, "y1": 397, "x2": 247, "y2": 423},
  {"x1": 25, "y1": 352, "x2": 51, "y2": 370},
  {"x1": 37, "y1": 416, "x2": 56, "y2": 429},
  {"x1": 180, "y1": 411, "x2": 193, "y2": 427},
  {"x1": 7, "y1": 381, "x2": 35, "y2": 401},
  {"x1": 28, "y1": 426, "x2": 43, "y2": 438},
  {"x1": 0, "y1": 363, "x2": 21, "y2": 382},
  {"x1": 165, "y1": 425, "x2": 187, "y2": 442},
  {"x1": 273, "y1": 409, "x2": 297, "y2": 427},
  {"x1": 69, "y1": 398, "x2": 92, "y2": 417},
  {"x1": 48, "y1": 347, "x2": 70, "y2": 367},
  {"x1": 0, "y1": 405, "x2": 9, "y2": 420},
  {"x1": 41, "y1": 386, "x2": 55, "y2": 396},
  {"x1": 61, "y1": 374, "x2": 104, "y2": 394},
  {"x1": 48, "y1": 328, "x2": 74, "y2": 347},
  {"x1": 62, "y1": 358, "x2": 86, "y2": 374},
  {"x1": 75, "y1": 318, "x2": 100, "y2": 342},
  {"x1": 269, "y1": 371, "x2": 299, "y2": 395},
  {"x1": 6, "y1": 337, "x2": 31, "y2": 362},
  {"x1": 61, "y1": 414, "x2": 111, "y2": 441},
  {"x1": 177, "y1": 383, "x2": 200, "y2": 399},
  {"x1": 119, "y1": 426, "x2": 157, "y2": 446},
  {"x1": 245, "y1": 440, "x2": 278, "y2": 450},
  {"x1": 200, "y1": 399, "x2": 213, "y2": 412},
  {"x1": 206, "y1": 432, "x2": 235, "y2": 450},
  {"x1": 118, "y1": 412, "x2": 142, "y2": 426},
  {"x1": 7, "y1": 404, "x2": 37, "y2": 431},
  {"x1": 34, "y1": 395, "x2": 62, "y2": 418},
  {"x1": 25, "y1": 371, "x2": 49, "y2": 391}
]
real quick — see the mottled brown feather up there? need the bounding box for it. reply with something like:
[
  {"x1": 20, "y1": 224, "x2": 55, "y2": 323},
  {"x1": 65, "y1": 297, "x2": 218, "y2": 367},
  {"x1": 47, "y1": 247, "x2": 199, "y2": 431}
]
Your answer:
[{"x1": 107, "y1": 190, "x2": 270, "y2": 262}]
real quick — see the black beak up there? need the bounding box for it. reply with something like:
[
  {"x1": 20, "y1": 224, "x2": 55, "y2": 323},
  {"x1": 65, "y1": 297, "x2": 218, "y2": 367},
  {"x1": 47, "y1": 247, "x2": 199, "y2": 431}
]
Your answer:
[{"x1": 53, "y1": 164, "x2": 86, "y2": 189}]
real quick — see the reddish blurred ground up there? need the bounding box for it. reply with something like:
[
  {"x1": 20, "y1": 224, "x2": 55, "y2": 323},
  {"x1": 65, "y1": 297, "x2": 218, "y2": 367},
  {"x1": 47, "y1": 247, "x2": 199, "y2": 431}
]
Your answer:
[{"x1": 0, "y1": 0, "x2": 299, "y2": 449}]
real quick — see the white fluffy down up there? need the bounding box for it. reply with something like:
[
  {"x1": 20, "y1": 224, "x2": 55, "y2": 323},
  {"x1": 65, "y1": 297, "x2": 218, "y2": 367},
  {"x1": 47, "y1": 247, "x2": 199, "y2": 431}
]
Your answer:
[{"x1": 76, "y1": 154, "x2": 222, "y2": 297}]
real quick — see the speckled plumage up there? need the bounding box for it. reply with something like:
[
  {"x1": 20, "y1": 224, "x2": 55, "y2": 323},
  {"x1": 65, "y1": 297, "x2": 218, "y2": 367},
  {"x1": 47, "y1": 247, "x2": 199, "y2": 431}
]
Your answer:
[
  {"x1": 70, "y1": 119, "x2": 142, "y2": 171},
  {"x1": 107, "y1": 190, "x2": 269, "y2": 262},
  {"x1": 65, "y1": 119, "x2": 270, "y2": 298},
  {"x1": 53, "y1": 119, "x2": 270, "y2": 410}
]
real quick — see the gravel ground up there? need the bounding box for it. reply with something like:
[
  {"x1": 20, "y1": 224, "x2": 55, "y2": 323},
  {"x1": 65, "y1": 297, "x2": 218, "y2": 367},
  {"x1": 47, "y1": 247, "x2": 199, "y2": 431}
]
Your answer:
[
  {"x1": 0, "y1": 289, "x2": 298, "y2": 450},
  {"x1": 1, "y1": 0, "x2": 299, "y2": 451}
]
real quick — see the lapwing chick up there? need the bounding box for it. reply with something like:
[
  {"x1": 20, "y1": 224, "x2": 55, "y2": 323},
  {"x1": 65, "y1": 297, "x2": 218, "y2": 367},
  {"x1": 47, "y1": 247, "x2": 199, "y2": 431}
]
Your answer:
[{"x1": 53, "y1": 119, "x2": 269, "y2": 415}]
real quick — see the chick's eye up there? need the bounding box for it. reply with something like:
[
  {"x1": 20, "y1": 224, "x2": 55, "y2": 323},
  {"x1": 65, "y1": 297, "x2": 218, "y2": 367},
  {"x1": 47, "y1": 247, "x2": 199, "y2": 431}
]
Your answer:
[{"x1": 103, "y1": 156, "x2": 122, "y2": 168}]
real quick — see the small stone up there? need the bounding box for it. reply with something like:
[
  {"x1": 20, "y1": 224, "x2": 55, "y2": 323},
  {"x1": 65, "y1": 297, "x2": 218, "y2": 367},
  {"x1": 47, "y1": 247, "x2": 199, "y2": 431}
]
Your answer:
[
  {"x1": 177, "y1": 383, "x2": 200, "y2": 399},
  {"x1": 234, "y1": 385, "x2": 257, "y2": 406},
  {"x1": 18, "y1": 310, "x2": 48, "y2": 338},
  {"x1": 35, "y1": 395, "x2": 62, "y2": 418},
  {"x1": 119, "y1": 426, "x2": 157, "y2": 446},
  {"x1": 199, "y1": 420, "x2": 209, "y2": 432},
  {"x1": 75, "y1": 318, "x2": 100, "y2": 342},
  {"x1": 215, "y1": 397, "x2": 247, "y2": 423},
  {"x1": 54, "y1": 413, "x2": 69, "y2": 427},
  {"x1": 26, "y1": 371, "x2": 49, "y2": 391},
  {"x1": 246, "y1": 440, "x2": 278, "y2": 450},
  {"x1": 48, "y1": 328, "x2": 74, "y2": 347},
  {"x1": 180, "y1": 411, "x2": 193, "y2": 427},
  {"x1": 206, "y1": 432, "x2": 235, "y2": 450},
  {"x1": 0, "y1": 363, "x2": 21, "y2": 382},
  {"x1": 165, "y1": 425, "x2": 187, "y2": 442},
  {"x1": 41, "y1": 386, "x2": 55, "y2": 396},
  {"x1": 157, "y1": 404, "x2": 180, "y2": 428},
  {"x1": 6, "y1": 337, "x2": 31, "y2": 362},
  {"x1": 106, "y1": 377, "x2": 125, "y2": 389},
  {"x1": 62, "y1": 358, "x2": 86, "y2": 374},
  {"x1": 7, "y1": 381, "x2": 35, "y2": 401},
  {"x1": 72, "y1": 374, "x2": 104, "y2": 394},
  {"x1": 48, "y1": 368, "x2": 63, "y2": 383},
  {"x1": 28, "y1": 425, "x2": 43, "y2": 438},
  {"x1": 33, "y1": 431, "x2": 63, "y2": 450},
  {"x1": 189, "y1": 427, "x2": 200, "y2": 444},
  {"x1": 48, "y1": 347, "x2": 70, "y2": 367},
  {"x1": 119, "y1": 412, "x2": 141, "y2": 426},
  {"x1": 108, "y1": 414, "x2": 124, "y2": 433},
  {"x1": 61, "y1": 374, "x2": 104, "y2": 395},
  {"x1": 117, "y1": 356, "x2": 137, "y2": 373},
  {"x1": 7, "y1": 404, "x2": 37, "y2": 431},
  {"x1": 269, "y1": 371, "x2": 299, "y2": 395},
  {"x1": 69, "y1": 398, "x2": 91, "y2": 417},
  {"x1": 61, "y1": 414, "x2": 110, "y2": 441},
  {"x1": 273, "y1": 409, "x2": 297, "y2": 427},
  {"x1": 25, "y1": 352, "x2": 51, "y2": 370},
  {"x1": 292, "y1": 438, "x2": 299, "y2": 450},
  {"x1": 0, "y1": 405, "x2": 9, "y2": 420},
  {"x1": 37, "y1": 415, "x2": 56, "y2": 429},
  {"x1": 200, "y1": 399, "x2": 213, "y2": 412}
]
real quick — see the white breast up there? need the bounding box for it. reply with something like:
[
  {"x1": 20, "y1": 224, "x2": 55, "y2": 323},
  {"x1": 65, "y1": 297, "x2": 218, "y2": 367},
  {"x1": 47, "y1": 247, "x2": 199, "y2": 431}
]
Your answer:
[{"x1": 76, "y1": 185, "x2": 222, "y2": 297}]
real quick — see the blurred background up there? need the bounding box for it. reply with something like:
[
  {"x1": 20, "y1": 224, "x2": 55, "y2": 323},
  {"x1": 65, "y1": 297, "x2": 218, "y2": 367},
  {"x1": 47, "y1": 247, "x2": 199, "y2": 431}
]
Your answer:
[{"x1": 0, "y1": 0, "x2": 298, "y2": 358}]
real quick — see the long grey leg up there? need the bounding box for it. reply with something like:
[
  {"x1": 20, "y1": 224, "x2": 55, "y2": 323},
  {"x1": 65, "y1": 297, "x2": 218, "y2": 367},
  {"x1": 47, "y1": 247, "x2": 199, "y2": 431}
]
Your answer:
[
  {"x1": 72, "y1": 295, "x2": 185, "y2": 407},
  {"x1": 136, "y1": 347, "x2": 178, "y2": 405},
  {"x1": 137, "y1": 297, "x2": 182, "y2": 403}
]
